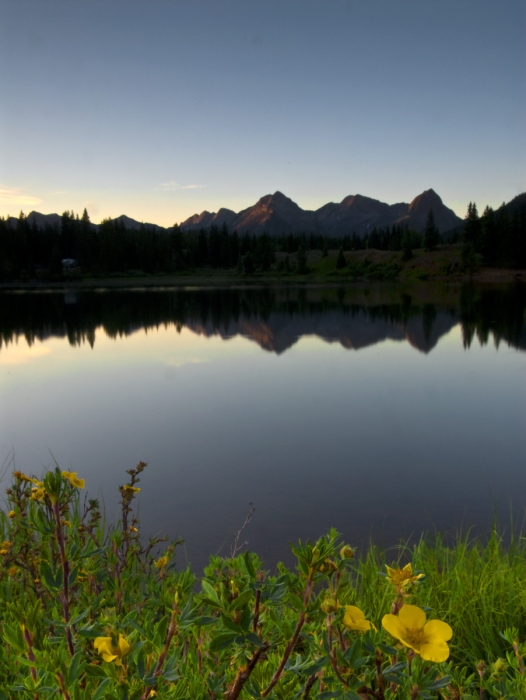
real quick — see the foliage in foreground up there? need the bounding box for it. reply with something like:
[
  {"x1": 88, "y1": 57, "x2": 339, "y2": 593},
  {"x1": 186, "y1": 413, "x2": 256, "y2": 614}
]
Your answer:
[{"x1": 1, "y1": 464, "x2": 526, "y2": 699}]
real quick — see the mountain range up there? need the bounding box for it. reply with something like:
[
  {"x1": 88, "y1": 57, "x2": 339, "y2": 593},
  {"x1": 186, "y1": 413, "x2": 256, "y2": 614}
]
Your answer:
[
  {"x1": 5, "y1": 188, "x2": 464, "y2": 237},
  {"x1": 180, "y1": 188, "x2": 463, "y2": 236}
]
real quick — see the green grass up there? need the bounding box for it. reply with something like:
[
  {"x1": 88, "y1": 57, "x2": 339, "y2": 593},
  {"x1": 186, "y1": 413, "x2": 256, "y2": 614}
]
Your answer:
[
  {"x1": 2, "y1": 465, "x2": 526, "y2": 698},
  {"x1": 352, "y1": 530, "x2": 526, "y2": 664}
]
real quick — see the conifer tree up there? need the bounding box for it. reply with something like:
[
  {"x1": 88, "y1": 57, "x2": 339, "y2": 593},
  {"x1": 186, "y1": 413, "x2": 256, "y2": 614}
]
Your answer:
[
  {"x1": 424, "y1": 208, "x2": 439, "y2": 251},
  {"x1": 296, "y1": 241, "x2": 308, "y2": 274},
  {"x1": 402, "y1": 231, "x2": 413, "y2": 261},
  {"x1": 335, "y1": 247, "x2": 346, "y2": 269}
]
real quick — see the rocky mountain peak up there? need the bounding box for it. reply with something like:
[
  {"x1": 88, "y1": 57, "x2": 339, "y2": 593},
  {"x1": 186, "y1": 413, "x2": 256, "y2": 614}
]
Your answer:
[{"x1": 408, "y1": 189, "x2": 443, "y2": 213}]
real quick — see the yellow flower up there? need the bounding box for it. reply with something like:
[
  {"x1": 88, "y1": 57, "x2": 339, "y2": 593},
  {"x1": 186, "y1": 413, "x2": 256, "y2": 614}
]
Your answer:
[
  {"x1": 15, "y1": 472, "x2": 43, "y2": 486},
  {"x1": 385, "y1": 563, "x2": 423, "y2": 588},
  {"x1": 94, "y1": 635, "x2": 131, "y2": 665},
  {"x1": 8, "y1": 566, "x2": 18, "y2": 576},
  {"x1": 30, "y1": 487, "x2": 47, "y2": 501},
  {"x1": 8, "y1": 510, "x2": 16, "y2": 518},
  {"x1": 0, "y1": 549, "x2": 8, "y2": 556},
  {"x1": 340, "y1": 545, "x2": 355, "y2": 559},
  {"x1": 129, "y1": 526, "x2": 138, "y2": 533},
  {"x1": 62, "y1": 471, "x2": 85, "y2": 489},
  {"x1": 382, "y1": 604, "x2": 452, "y2": 662},
  {"x1": 123, "y1": 485, "x2": 140, "y2": 493},
  {"x1": 342, "y1": 605, "x2": 373, "y2": 633},
  {"x1": 154, "y1": 555, "x2": 169, "y2": 569}
]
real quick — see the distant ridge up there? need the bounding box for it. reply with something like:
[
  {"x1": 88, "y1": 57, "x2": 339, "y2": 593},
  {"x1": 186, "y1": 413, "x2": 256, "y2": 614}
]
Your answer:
[
  {"x1": 180, "y1": 188, "x2": 463, "y2": 236},
  {"x1": 7, "y1": 189, "x2": 524, "y2": 237}
]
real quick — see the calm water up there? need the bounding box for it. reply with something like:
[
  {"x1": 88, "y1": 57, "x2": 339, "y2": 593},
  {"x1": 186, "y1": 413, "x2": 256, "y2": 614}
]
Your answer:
[{"x1": 1, "y1": 284, "x2": 525, "y2": 571}]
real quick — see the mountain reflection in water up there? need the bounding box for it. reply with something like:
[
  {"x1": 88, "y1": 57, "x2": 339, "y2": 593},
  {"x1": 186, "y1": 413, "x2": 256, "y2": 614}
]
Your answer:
[
  {"x1": 1, "y1": 283, "x2": 525, "y2": 571},
  {"x1": 1, "y1": 283, "x2": 525, "y2": 355}
]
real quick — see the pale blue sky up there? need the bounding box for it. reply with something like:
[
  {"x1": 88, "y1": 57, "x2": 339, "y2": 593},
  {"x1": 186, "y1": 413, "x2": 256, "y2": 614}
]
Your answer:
[{"x1": 1, "y1": 0, "x2": 524, "y2": 226}]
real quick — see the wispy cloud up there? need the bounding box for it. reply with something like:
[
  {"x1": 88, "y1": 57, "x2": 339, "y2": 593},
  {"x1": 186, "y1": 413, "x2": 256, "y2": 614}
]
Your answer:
[
  {"x1": 158, "y1": 180, "x2": 180, "y2": 191},
  {"x1": 0, "y1": 187, "x2": 42, "y2": 207},
  {"x1": 157, "y1": 181, "x2": 205, "y2": 191}
]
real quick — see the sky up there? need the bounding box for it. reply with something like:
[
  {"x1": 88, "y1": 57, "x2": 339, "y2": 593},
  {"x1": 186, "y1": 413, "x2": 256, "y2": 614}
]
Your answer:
[{"x1": 0, "y1": 0, "x2": 524, "y2": 227}]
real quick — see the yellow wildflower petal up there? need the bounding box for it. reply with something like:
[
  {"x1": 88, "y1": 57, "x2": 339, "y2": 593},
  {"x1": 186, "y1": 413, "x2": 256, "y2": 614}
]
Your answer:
[
  {"x1": 398, "y1": 604, "x2": 426, "y2": 629},
  {"x1": 8, "y1": 511, "x2": 16, "y2": 518},
  {"x1": 419, "y1": 639, "x2": 450, "y2": 662},
  {"x1": 342, "y1": 605, "x2": 371, "y2": 633},
  {"x1": 382, "y1": 613, "x2": 406, "y2": 641},
  {"x1": 62, "y1": 471, "x2": 85, "y2": 488},
  {"x1": 94, "y1": 637, "x2": 113, "y2": 654},
  {"x1": 117, "y1": 634, "x2": 131, "y2": 656},
  {"x1": 423, "y1": 619, "x2": 453, "y2": 643},
  {"x1": 101, "y1": 651, "x2": 118, "y2": 663}
]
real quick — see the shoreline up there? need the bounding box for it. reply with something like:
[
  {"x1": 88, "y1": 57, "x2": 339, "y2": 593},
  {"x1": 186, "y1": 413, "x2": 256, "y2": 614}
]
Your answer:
[{"x1": 0, "y1": 266, "x2": 524, "y2": 291}]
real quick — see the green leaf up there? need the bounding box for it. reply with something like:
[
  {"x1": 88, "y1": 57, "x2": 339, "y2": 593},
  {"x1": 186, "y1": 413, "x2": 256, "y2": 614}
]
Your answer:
[
  {"x1": 229, "y1": 589, "x2": 253, "y2": 612},
  {"x1": 85, "y1": 664, "x2": 108, "y2": 678},
  {"x1": 71, "y1": 608, "x2": 91, "y2": 626},
  {"x1": 142, "y1": 675, "x2": 158, "y2": 687},
  {"x1": 161, "y1": 670, "x2": 179, "y2": 682},
  {"x1": 78, "y1": 624, "x2": 105, "y2": 639},
  {"x1": 67, "y1": 651, "x2": 85, "y2": 685},
  {"x1": 92, "y1": 678, "x2": 112, "y2": 700},
  {"x1": 192, "y1": 616, "x2": 217, "y2": 627},
  {"x1": 209, "y1": 632, "x2": 238, "y2": 652},
  {"x1": 40, "y1": 561, "x2": 61, "y2": 590},
  {"x1": 153, "y1": 615, "x2": 170, "y2": 647},
  {"x1": 221, "y1": 614, "x2": 243, "y2": 634},
  {"x1": 244, "y1": 633, "x2": 266, "y2": 648},
  {"x1": 201, "y1": 580, "x2": 221, "y2": 607},
  {"x1": 2, "y1": 623, "x2": 25, "y2": 652},
  {"x1": 137, "y1": 648, "x2": 146, "y2": 679},
  {"x1": 242, "y1": 551, "x2": 256, "y2": 578},
  {"x1": 79, "y1": 546, "x2": 106, "y2": 559},
  {"x1": 68, "y1": 564, "x2": 79, "y2": 587}
]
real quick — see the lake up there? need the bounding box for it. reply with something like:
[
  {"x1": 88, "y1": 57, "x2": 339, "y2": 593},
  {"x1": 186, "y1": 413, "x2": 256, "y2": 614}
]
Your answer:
[{"x1": 1, "y1": 283, "x2": 525, "y2": 571}]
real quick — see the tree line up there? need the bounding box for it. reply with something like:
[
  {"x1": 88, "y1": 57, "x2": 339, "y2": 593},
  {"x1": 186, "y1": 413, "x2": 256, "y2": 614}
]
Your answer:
[
  {"x1": 0, "y1": 198, "x2": 524, "y2": 280},
  {"x1": 1, "y1": 285, "x2": 524, "y2": 355},
  {"x1": 461, "y1": 198, "x2": 526, "y2": 270}
]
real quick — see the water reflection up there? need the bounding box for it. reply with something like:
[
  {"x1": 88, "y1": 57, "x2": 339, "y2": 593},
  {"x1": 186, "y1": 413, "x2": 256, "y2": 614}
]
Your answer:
[
  {"x1": 1, "y1": 283, "x2": 525, "y2": 571},
  {"x1": 1, "y1": 283, "x2": 525, "y2": 355}
]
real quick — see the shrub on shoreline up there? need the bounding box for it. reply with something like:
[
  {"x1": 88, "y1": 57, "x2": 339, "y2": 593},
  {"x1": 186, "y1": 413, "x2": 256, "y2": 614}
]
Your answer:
[{"x1": 1, "y1": 463, "x2": 525, "y2": 698}]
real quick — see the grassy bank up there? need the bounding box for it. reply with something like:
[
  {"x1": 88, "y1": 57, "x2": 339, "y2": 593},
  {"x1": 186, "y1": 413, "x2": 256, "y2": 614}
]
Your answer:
[
  {"x1": 1, "y1": 464, "x2": 525, "y2": 699},
  {"x1": 1, "y1": 246, "x2": 524, "y2": 290}
]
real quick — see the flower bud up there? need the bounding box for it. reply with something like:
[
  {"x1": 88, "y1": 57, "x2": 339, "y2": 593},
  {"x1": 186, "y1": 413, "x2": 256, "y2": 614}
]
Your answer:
[
  {"x1": 340, "y1": 545, "x2": 355, "y2": 559},
  {"x1": 321, "y1": 597, "x2": 339, "y2": 614},
  {"x1": 318, "y1": 559, "x2": 337, "y2": 573}
]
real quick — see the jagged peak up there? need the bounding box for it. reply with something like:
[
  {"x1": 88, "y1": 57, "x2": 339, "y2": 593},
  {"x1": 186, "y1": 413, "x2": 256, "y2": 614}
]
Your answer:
[{"x1": 408, "y1": 189, "x2": 443, "y2": 212}]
